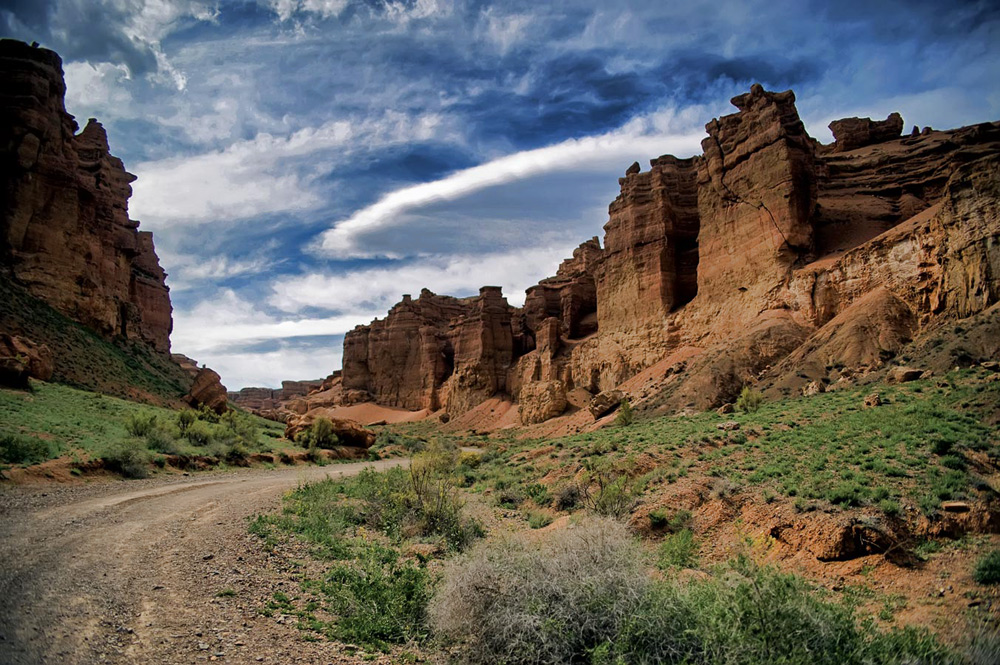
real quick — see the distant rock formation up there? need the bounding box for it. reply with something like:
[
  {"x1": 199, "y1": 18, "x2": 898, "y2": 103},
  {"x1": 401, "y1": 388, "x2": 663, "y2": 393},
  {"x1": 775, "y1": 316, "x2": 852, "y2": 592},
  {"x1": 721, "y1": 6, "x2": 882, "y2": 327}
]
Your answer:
[
  {"x1": 251, "y1": 84, "x2": 1000, "y2": 426},
  {"x1": 0, "y1": 39, "x2": 172, "y2": 353},
  {"x1": 228, "y1": 379, "x2": 323, "y2": 414}
]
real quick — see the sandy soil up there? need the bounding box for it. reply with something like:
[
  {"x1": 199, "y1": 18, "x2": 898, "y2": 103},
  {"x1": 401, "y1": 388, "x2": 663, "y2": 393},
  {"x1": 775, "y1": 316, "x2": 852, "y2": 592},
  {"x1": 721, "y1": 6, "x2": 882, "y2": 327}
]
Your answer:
[
  {"x1": 0, "y1": 460, "x2": 406, "y2": 664},
  {"x1": 314, "y1": 403, "x2": 430, "y2": 426}
]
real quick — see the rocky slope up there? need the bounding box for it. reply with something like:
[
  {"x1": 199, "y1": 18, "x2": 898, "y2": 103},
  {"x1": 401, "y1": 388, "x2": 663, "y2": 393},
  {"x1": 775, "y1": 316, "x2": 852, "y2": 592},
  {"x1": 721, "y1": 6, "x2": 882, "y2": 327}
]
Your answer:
[
  {"x1": 0, "y1": 40, "x2": 224, "y2": 407},
  {"x1": 258, "y1": 84, "x2": 1000, "y2": 428}
]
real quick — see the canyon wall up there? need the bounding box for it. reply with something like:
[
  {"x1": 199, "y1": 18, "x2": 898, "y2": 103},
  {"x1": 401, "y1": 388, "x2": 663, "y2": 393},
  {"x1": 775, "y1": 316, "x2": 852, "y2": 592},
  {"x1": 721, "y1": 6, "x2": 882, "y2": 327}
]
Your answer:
[
  {"x1": 322, "y1": 83, "x2": 1000, "y2": 425},
  {"x1": 0, "y1": 39, "x2": 172, "y2": 354},
  {"x1": 0, "y1": 41, "x2": 227, "y2": 408}
]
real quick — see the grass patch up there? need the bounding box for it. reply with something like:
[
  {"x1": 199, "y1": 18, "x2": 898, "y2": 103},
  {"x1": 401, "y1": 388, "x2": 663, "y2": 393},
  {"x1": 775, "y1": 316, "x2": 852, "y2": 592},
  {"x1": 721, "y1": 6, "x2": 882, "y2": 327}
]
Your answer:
[
  {"x1": 973, "y1": 550, "x2": 1000, "y2": 585},
  {"x1": 0, "y1": 382, "x2": 288, "y2": 473},
  {"x1": 249, "y1": 445, "x2": 482, "y2": 650}
]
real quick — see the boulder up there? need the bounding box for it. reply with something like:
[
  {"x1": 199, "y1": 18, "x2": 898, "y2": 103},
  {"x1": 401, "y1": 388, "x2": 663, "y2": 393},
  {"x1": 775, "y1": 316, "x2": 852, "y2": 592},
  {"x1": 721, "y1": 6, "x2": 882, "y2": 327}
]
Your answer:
[
  {"x1": 518, "y1": 380, "x2": 568, "y2": 425},
  {"x1": 184, "y1": 368, "x2": 228, "y2": 414},
  {"x1": 887, "y1": 366, "x2": 924, "y2": 383},
  {"x1": 863, "y1": 393, "x2": 882, "y2": 408},
  {"x1": 588, "y1": 390, "x2": 624, "y2": 419},
  {"x1": 0, "y1": 334, "x2": 53, "y2": 382},
  {"x1": 802, "y1": 381, "x2": 825, "y2": 397},
  {"x1": 284, "y1": 411, "x2": 376, "y2": 448}
]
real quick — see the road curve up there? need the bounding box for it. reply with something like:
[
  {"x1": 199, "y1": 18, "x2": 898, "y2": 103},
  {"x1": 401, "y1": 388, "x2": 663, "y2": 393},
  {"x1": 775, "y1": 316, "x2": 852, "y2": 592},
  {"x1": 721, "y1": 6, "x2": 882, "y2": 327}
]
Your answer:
[{"x1": 0, "y1": 459, "x2": 407, "y2": 664}]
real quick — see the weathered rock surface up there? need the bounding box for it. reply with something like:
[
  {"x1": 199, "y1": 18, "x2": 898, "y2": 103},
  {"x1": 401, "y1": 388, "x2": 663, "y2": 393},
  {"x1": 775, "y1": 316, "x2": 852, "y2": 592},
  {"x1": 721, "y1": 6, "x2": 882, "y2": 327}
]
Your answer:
[
  {"x1": 829, "y1": 113, "x2": 904, "y2": 152},
  {"x1": 588, "y1": 389, "x2": 624, "y2": 419},
  {"x1": 517, "y1": 380, "x2": 568, "y2": 425},
  {"x1": 523, "y1": 238, "x2": 601, "y2": 340},
  {"x1": 0, "y1": 333, "x2": 53, "y2": 385},
  {"x1": 174, "y1": 359, "x2": 228, "y2": 414},
  {"x1": 0, "y1": 40, "x2": 173, "y2": 354}
]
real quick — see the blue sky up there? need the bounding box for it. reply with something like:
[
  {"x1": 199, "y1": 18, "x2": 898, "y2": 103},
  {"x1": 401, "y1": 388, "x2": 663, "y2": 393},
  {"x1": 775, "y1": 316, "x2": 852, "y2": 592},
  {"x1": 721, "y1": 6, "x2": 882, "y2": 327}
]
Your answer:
[{"x1": 2, "y1": 0, "x2": 999, "y2": 389}]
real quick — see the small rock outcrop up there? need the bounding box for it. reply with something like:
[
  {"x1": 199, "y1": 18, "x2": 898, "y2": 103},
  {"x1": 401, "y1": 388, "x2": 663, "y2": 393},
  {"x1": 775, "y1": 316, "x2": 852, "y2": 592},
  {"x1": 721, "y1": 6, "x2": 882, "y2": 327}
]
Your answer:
[
  {"x1": 829, "y1": 113, "x2": 904, "y2": 152},
  {"x1": 173, "y1": 357, "x2": 228, "y2": 414},
  {"x1": 0, "y1": 333, "x2": 53, "y2": 387}
]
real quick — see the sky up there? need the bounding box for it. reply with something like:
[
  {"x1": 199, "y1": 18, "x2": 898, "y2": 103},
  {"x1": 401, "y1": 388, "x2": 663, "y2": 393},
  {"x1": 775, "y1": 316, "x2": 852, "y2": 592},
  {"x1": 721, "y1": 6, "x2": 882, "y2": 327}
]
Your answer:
[{"x1": 2, "y1": 0, "x2": 999, "y2": 389}]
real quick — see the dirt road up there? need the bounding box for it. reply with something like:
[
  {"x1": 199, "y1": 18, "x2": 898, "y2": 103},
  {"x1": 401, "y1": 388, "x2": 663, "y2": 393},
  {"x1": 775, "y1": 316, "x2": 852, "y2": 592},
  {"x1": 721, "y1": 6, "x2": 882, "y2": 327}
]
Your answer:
[{"x1": 0, "y1": 460, "x2": 407, "y2": 664}]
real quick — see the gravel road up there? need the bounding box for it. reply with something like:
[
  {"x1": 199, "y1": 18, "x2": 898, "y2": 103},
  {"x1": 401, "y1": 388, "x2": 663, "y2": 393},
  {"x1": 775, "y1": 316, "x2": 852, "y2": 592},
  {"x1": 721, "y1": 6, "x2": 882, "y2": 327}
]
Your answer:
[{"x1": 0, "y1": 460, "x2": 407, "y2": 664}]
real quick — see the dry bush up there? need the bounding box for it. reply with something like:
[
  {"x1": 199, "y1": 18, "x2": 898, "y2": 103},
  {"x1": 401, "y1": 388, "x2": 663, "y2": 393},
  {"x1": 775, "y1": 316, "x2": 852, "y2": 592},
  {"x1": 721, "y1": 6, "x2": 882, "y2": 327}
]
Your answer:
[
  {"x1": 579, "y1": 461, "x2": 636, "y2": 518},
  {"x1": 429, "y1": 517, "x2": 647, "y2": 664}
]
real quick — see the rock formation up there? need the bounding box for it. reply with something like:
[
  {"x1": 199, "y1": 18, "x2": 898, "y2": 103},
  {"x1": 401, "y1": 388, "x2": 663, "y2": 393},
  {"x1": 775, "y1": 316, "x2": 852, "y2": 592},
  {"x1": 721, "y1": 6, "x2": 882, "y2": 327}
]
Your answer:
[
  {"x1": 228, "y1": 379, "x2": 323, "y2": 412},
  {"x1": 172, "y1": 354, "x2": 228, "y2": 414},
  {"x1": 0, "y1": 39, "x2": 173, "y2": 353},
  {"x1": 829, "y1": 113, "x2": 904, "y2": 152},
  {"x1": 0, "y1": 333, "x2": 53, "y2": 388},
  {"x1": 293, "y1": 83, "x2": 1000, "y2": 426}
]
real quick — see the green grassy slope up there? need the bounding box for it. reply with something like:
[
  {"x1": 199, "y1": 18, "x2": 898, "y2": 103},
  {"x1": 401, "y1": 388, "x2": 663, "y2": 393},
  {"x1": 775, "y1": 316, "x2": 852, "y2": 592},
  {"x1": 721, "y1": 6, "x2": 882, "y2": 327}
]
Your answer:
[
  {"x1": 0, "y1": 275, "x2": 192, "y2": 405},
  {"x1": 0, "y1": 382, "x2": 287, "y2": 469}
]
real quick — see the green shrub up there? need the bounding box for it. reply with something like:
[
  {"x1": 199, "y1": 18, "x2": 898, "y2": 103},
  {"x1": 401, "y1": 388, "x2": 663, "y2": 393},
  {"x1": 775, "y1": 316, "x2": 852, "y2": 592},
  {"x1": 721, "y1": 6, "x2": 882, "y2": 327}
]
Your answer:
[
  {"x1": 973, "y1": 550, "x2": 1000, "y2": 585},
  {"x1": 527, "y1": 512, "x2": 553, "y2": 529},
  {"x1": 656, "y1": 529, "x2": 699, "y2": 569},
  {"x1": 176, "y1": 409, "x2": 196, "y2": 433},
  {"x1": 302, "y1": 417, "x2": 339, "y2": 449},
  {"x1": 184, "y1": 419, "x2": 214, "y2": 446},
  {"x1": 736, "y1": 386, "x2": 763, "y2": 413},
  {"x1": 102, "y1": 438, "x2": 152, "y2": 479},
  {"x1": 125, "y1": 412, "x2": 158, "y2": 437},
  {"x1": 496, "y1": 487, "x2": 525, "y2": 508},
  {"x1": 319, "y1": 542, "x2": 430, "y2": 647},
  {"x1": 649, "y1": 508, "x2": 693, "y2": 532},
  {"x1": 145, "y1": 427, "x2": 180, "y2": 454},
  {"x1": 430, "y1": 527, "x2": 956, "y2": 665},
  {"x1": 878, "y1": 499, "x2": 902, "y2": 517},
  {"x1": 615, "y1": 399, "x2": 635, "y2": 427},
  {"x1": 525, "y1": 483, "x2": 551, "y2": 506},
  {"x1": 580, "y1": 461, "x2": 635, "y2": 518},
  {"x1": 0, "y1": 433, "x2": 54, "y2": 465}
]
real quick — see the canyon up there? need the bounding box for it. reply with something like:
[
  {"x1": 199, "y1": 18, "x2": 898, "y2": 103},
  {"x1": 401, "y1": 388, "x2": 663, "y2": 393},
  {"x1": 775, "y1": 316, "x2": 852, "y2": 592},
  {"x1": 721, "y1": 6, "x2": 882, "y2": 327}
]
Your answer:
[{"x1": 257, "y1": 84, "x2": 1000, "y2": 429}]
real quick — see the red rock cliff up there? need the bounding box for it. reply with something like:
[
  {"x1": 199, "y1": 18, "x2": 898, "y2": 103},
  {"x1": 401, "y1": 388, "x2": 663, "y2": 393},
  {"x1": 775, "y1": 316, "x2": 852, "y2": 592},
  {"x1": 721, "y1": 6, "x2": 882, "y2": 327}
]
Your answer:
[
  {"x1": 0, "y1": 39, "x2": 172, "y2": 353},
  {"x1": 329, "y1": 84, "x2": 1000, "y2": 423}
]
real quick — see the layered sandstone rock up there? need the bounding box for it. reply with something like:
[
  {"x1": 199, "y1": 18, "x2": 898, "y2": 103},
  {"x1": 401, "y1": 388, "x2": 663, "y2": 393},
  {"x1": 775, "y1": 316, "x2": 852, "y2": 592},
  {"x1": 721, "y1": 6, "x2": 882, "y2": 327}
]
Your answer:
[
  {"x1": 326, "y1": 83, "x2": 1000, "y2": 425},
  {"x1": 693, "y1": 85, "x2": 817, "y2": 332},
  {"x1": 523, "y1": 238, "x2": 601, "y2": 340},
  {"x1": 342, "y1": 289, "x2": 470, "y2": 410},
  {"x1": 172, "y1": 355, "x2": 228, "y2": 414},
  {"x1": 0, "y1": 40, "x2": 172, "y2": 353},
  {"x1": 829, "y1": 113, "x2": 903, "y2": 153}
]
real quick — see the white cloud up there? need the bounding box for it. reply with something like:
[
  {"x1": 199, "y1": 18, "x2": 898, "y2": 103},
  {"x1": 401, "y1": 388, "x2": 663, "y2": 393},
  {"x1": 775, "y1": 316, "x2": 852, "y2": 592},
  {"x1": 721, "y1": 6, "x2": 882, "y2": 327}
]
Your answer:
[
  {"x1": 270, "y1": 245, "x2": 575, "y2": 315},
  {"x1": 171, "y1": 289, "x2": 378, "y2": 356},
  {"x1": 202, "y1": 346, "x2": 343, "y2": 390},
  {"x1": 264, "y1": 0, "x2": 350, "y2": 22},
  {"x1": 477, "y1": 7, "x2": 534, "y2": 55},
  {"x1": 313, "y1": 107, "x2": 708, "y2": 259},
  {"x1": 130, "y1": 111, "x2": 454, "y2": 228},
  {"x1": 63, "y1": 61, "x2": 134, "y2": 119}
]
